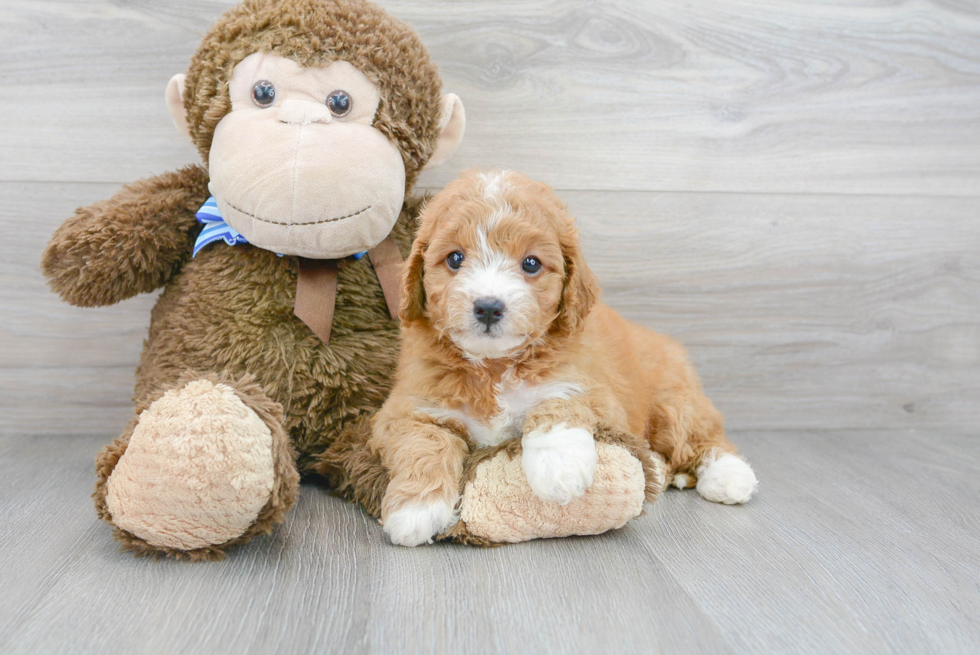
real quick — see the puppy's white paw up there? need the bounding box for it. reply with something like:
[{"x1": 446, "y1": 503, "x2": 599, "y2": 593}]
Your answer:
[
  {"x1": 383, "y1": 500, "x2": 457, "y2": 547},
  {"x1": 671, "y1": 473, "x2": 693, "y2": 489},
  {"x1": 522, "y1": 425, "x2": 597, "y2": 505},
  {"x1": 696, "y1": 451, "x2": 758, "y2": 505}
]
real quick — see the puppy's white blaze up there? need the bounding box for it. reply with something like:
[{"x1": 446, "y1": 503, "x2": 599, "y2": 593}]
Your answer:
[
  {"x1": 459, "y1": 247, "x2": 523, "y2": 300},
  {"x1": 522, "y1": 423, "x2": 597, "y2": 505},
  {"x1": 480, "y1": 170, "x2": 510, "y2": 202},
  {"x1": 478, "y1": 171, "x2": 514, "y2": 230},
  {"x1": 473, "y1": 225, "x2": 495, "y2": 263},
  {"x1": 484, "y1": 204, "x2": 512, "y2": 231},
  {"x1": 695, "y1": 450, "x2": 758, "y2": 505},
  {"x1": 417, "y1": 380, "x2": 585, "y2": 448},
  {"x1": 383, "y1": 499, "x2": 458, "y2": 547}
]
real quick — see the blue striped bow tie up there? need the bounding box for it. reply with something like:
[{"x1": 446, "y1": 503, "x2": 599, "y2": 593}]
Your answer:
[
  {"x1": 193, "y1": 197, "x2": 249, "y2": 257},
  {"x1": 193, "y1": 196, "x2": 366, "y2": 260}
]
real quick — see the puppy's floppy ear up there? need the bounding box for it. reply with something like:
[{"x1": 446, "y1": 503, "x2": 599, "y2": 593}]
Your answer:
[
  {"x1": 552, "y1": 221, "x2": 601, "y2": 338},
  {"x1": 399, "y1": 189, "x2": 457, "y2": 324},
  {"x1": 399, "y1": 225, "x2": 428, "y2": 324}
]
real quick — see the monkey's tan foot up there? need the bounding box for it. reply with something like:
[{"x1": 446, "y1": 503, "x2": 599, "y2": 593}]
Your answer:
[
  {"x1": 95, "y1": 375, "x2": 299, "y2": 559},
  {"x1": 446, "y1": 433, "x2": 667, "y2": 545}
]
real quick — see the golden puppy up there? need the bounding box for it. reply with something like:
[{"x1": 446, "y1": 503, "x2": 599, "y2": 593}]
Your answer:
[{"x1": 370, "y1": 170, "x2": 758, "y2": 546}]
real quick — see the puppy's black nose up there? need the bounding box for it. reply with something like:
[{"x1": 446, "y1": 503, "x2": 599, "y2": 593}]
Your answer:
[{"x1": 473, "y1": 297, "x2": 505, "y2": 328}]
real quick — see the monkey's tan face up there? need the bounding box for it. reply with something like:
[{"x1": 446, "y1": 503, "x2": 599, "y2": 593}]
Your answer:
[{"x1": 208, "y1": 53, "x2": 406, "y2": 259}]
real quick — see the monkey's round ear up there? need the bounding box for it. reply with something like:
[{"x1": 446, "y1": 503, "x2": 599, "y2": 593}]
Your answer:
[
  {"x1": 165, "y1": 74, "x2": 192, "y2": 142},
  {"x1": 423, "y1": 94, "x2": 465, "y2": 170}
]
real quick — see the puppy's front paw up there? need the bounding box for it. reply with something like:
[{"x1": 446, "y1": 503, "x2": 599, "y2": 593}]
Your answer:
[
  {"x1": 383, "y1": 500, "x2": 457, "y2": 547},
  {"x1": 696, "y1": 451, "x2": 758, "y2": 504},
  {"x1": 522, "y1": 425, "x2": 597, "y2": 505}
]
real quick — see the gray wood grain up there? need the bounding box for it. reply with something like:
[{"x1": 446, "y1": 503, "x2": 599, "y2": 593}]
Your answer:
[
  {"x1": 642, "y1": 431, "x2": 980, "y2": 654},
  {"x1": 1, "y1": 1, "x2": 978, "y2": 194},
  {"x1": 1, "y1": 431, "x2": 977, "y2": 655}
]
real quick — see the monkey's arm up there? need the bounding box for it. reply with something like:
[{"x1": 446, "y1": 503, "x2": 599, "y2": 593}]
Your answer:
[{"x1": 41, "y1": 165, "x2": 209, "y2": 307}]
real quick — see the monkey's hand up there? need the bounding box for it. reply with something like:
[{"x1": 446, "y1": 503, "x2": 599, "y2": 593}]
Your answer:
[{"x1": 41, "y1": 165, "x2": 209, "y2": 307}]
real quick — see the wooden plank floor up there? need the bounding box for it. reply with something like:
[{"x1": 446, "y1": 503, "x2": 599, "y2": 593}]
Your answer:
[
  {"x1": 2, "y1": 0, "x2": 979, "y2": 653},
  {"x1": 1, "y1": 430, "x2": 978, "y2": 655}
]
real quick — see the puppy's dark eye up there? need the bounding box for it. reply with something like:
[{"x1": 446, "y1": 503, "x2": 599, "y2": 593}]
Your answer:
[
  {"x1": 521, "y1": 256, "x2": 542, "y2": 275},
  {"x1": 447, "y1": 251, "x2": 465, "y2": 270},
  {"x1": 251, "y1": 80, "x2": 276, "y2": 107},
  {"x1": 326, "y1": 90, "x2": 352, "y2": 117}
]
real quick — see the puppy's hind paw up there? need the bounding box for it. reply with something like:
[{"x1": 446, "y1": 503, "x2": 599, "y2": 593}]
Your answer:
[
  {"x1": 522, "y1": 425, "x2": 597, "y2": 505},
  {"x1": 383, "y1": 500, "x2": 458, "y2": 547},
  {"x1": 696, "y1": 451, "x2": 758, "y2": 505}
]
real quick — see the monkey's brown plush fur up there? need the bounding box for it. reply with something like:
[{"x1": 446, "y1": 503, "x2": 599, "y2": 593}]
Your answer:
[
  {"x1": 45, "y1": 172, "x2": 422, "y2": 560},
  {"x1": 41, "y1": 0, "x2": 441, "y2": 560}
]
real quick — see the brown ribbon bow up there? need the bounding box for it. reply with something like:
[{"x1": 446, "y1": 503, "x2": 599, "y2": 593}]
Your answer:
[{"x1": 293, "y1": 235, "x2": 403, "y2": 345}]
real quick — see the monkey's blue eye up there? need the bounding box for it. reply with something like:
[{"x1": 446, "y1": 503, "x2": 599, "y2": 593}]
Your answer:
[
  {"x1": 447, "y1": 251, "x2": 465, "y2": 270},
  {"x1": 327, "y1": 90, "x2": 352, "y2": 117},
  {"x1": 251, "y1": 80, "x2": 276, "y2": 107},
  {"x1": 522, "y1": 256, "x2": 542, "y2": 274}
]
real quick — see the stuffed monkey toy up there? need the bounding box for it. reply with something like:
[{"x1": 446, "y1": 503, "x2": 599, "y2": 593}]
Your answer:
[{"x1": 41, "y1": 0, "x2": 662, "y2": 559}]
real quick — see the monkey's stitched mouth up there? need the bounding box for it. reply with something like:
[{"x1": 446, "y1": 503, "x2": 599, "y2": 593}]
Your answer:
[{"x1": 224, "y1": 199, "x2": 372, "y2": 226}]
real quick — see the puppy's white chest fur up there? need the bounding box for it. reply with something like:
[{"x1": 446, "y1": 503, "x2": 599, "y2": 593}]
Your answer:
[{"x1": 420, "y1": 379, "x2": 583, "y2": 448}]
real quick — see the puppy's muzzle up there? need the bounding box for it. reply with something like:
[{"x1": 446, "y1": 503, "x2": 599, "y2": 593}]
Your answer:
[{"x1": 473, "y1": 297, "x2": 505, "y2": 330}]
